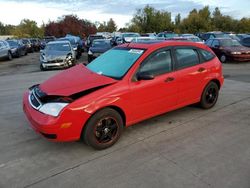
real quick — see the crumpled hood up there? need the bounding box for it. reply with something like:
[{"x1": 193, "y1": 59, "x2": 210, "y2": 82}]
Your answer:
[
  {"x1": 43, "y1": 50, "x2": 70, "y2": 60},
  {"x1": 39, "y1": 64, "x2": 117, "y2": 96}
]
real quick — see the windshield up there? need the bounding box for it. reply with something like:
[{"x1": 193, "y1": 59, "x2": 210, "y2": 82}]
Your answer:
[
  {"x1": 46, "y1": 43, "x2": 71, "y2": 51},
  {"x1": 7, "y1": 41, "x2": 18, "y2": 47},
  {"x1": 220, "y1": 39, "x2": 241, "y2": 47},
  {"x1": 92, "y1": 40, "x2": 111, "y2": 47},
  {"x1": 190, "y1": 37, "x2": 202, "y2": 42},
  {"x1": 214, "y1": 33, "x2": 228, "y2": 38},
  {"x1": 123, "y1": 33, "x2": 140, "y2": 38},
  {"x1": 87, "y1": 48, "x2": 144, "y2": 79}
]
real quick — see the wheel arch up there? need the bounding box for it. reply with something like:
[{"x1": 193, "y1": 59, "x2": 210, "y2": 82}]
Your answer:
[
  {"x1": 80, "y1": 105, "x2": 127, "y2": 140},
  {"x1": 210, "y1": 79, "x2": 221, "y2": 90}
]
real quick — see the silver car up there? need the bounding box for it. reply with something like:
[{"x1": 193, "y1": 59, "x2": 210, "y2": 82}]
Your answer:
[
  {"x1": 0, "y1": 40, "x2": 12, "y2": 60},
  {"x1": 40, "y1": 40, "x2": 76, "y2": 71}
]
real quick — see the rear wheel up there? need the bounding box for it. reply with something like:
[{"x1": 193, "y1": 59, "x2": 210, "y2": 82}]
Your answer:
[
  {"x1": 83, "y1": 108, "x2": 123, "y2": 150},
  {"x1": 200, "y1": 82, "x2": 219, "y2": 109}
]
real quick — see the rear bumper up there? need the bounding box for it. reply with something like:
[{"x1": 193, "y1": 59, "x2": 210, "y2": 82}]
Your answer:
[{"x1": 23, "y1": 91, "x2": 90, "y2": 142}]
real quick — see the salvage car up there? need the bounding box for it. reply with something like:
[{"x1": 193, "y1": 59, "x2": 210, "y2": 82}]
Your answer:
[
  {"x1": 21, "y1": 38, "x2": 34, "y2": 53},
  {"x1": 57, "y1": 37, "x2": 82, "y2": 59},
  {"x1": 40, "y1": 41, "x2": 76, "y2": 70},
  {"x1": 87, "y1": 39, "x2": 112, "y2": 63},
  {"x1": 6, "y1": 39, "x2": 27, "y2": 57},
  {"x1": 240, "y1": 36, "x2": 250, "y2": 47},
  {"x1": 86, "y1": 35, "x2": 105, "y2": 50},
  {"x1": 206, "y1": 38, "x2": 250, "y2": 63},
  {"x1": 23, "y1": 41, "x2": 224, "y2": 149},
  {"x1": 120, "y1": 32, "x2": 140, "y2": 43},
  {"x1": 0, "y1": 40, "x2": 12, "y2": 60}
]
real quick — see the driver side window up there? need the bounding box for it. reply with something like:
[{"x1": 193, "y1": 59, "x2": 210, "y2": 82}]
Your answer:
[{"x1": 139, "y1": 50, "x2": 172, "y2": 76}]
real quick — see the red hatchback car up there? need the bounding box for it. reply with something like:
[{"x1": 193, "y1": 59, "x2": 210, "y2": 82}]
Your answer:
[{"x1": 23, "y1": 41, "x2": 224, "y2": 149}]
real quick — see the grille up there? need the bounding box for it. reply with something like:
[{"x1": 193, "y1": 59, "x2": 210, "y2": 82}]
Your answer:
[{"x1": 48, "y1": 59, "x2": 63, "y2": 63}]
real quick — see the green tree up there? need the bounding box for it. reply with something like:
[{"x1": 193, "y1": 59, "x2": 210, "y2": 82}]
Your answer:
[
  {"x1": 237, "y1": 18, "x2": 250, "y2": 33},
  {"x1": 97, "y1": 18, "x2": 117, "y2": 32},
  {"x1": 128, "y1": 5, "x2": 173, "y2": 33},
  {"x1": 106, "y1": 18, "x2": 117, "y2": 32},
  {"x1": 180, "y1": 6, "x2": 212, "y2": 33},
  {"x1": 12, "y1": 19, "x2": 44, "y2": 38}
]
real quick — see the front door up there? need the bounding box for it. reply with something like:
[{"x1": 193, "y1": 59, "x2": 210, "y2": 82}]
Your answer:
[{"x1": 129, "y1": 49, "x2": 178, "y2": 122}]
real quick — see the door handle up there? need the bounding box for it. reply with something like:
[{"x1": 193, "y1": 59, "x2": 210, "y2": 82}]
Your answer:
[
  {"x1": 198, "y1": 67, "x2": 206, "y2": 72},
  {"x1": 165, "y1": 77, "x2": 175, "y2": 82}
]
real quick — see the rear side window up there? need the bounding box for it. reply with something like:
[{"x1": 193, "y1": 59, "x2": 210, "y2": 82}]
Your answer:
[
  {"x1": 200, "y1": 49, "x2": 215, "y2": 61},
  {"x1": 175, "y1": 48, "x2": 199, "y2": 69},
  {"x1": 139, "y1": 50, "x2": 172, "y2": 76}
]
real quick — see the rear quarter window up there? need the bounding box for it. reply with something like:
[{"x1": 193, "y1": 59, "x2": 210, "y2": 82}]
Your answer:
[{"x1": 199, "y1": 49, "x2": 215, "y2": 61}]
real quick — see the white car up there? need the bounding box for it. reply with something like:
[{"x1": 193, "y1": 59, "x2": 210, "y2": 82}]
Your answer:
[{"x1": 0, "y1": 40, "x2": 12, "y2": 60}]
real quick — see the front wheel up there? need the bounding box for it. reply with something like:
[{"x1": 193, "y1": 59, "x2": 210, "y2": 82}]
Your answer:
[
  {"x1": 200, "y1": 82, "x2": 219, "y2": 109},
  {"x1": 7, "y1": 51, "x2": 12, "y2": 60},
  {"x1": 83, "y1": 108, "x2": 123, "y2": 150},
  {"x1": 40, "y1": 64, "x2": 45, "y2": 71},
  {"x1": 220, "y1": 54, "x2": 227, "y2": 63}
]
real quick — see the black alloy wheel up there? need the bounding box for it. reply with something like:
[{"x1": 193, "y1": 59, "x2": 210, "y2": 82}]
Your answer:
[
  {"x1": 83, "y1": 108, "x2": 123, "y2": 150},
  {"x1": 200, "y1": 82, "x2": 219, "y2": 109}
]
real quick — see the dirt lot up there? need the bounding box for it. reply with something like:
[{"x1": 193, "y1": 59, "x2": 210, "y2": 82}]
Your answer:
[{"x1": 0, "y1": 53, "x2": 250, "y2": 188}]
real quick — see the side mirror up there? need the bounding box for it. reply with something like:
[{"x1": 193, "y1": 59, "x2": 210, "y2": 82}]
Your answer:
[
  {"x1": 73, "y1": 47, "x2": 77, "y2": 51},
  {"x1": 137, "y1": 72, "x2": 155, "y2": 81}
]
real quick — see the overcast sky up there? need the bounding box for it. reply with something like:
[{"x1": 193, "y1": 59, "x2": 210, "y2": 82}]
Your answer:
[{"x1": 0, "y1": 0, "x2": 249, "y2": 28}]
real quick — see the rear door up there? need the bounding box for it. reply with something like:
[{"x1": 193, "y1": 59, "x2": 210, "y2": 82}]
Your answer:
[
  {"x1": 173, "y1": 47, "x2": 208, "y2": 105},
  {"x1": 0, "y1": 41, "x2": 4, "y2": 58}
]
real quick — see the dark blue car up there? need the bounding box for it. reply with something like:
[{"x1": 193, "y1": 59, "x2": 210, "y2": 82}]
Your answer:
[{"x1": 87, "y1": 39, "x2": 112, "y2": 63}]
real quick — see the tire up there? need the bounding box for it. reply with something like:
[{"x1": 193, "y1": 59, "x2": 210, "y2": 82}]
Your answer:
[
  {"x1": 87, "y1": 56, "x2": 92, "y2": 63},
  {"x1": 220, "y1": 54, "x2": 227, "y2": 63},
  {"x1": 40, "y1": 64, "x2": 45, "y2": 71},
  {"x1": 7, "y1": 51, "x2": 12, "y2": 60},
  {"x1": 200, "y1": 82, "x2": 219, "y2": 109},
  {"x1": 83, "y1": 108, "x2": 124, "y2": 150},
  {"x1": 16, "y1": 50, "x2": 20, "y2": 58}
]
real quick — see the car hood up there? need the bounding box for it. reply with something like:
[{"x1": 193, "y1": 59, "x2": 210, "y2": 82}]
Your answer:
[
  {"x1": 44, "y1": 50, "x2": 70, "y2": 60},
  {"x1": 90, "y1": 46, "x2": 111, "y2": 53},
  {"x1": 223, "y1": 46, "x2": 250, "y2": 52},
  {"x1": 39, "y1": 64, "x2": 117, "y2": 96}
]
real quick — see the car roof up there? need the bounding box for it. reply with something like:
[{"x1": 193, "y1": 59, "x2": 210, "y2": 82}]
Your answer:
[
  {"x1": 93, "y1": 39, "x2": 110, "y2": 42},
  {"x1": 120, "y1": 41, "x2": 208, "y2": 50},
  {"x1": 47, "y1": 40, "x2": 71, "y2": 44}
]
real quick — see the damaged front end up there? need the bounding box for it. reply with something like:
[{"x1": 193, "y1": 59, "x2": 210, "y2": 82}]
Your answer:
[{"x1": 28, "y1": 84, "x2": 111, "y2": 117}]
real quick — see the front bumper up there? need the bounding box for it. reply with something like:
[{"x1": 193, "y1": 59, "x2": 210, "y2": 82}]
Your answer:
[
  {"x1": 228, "y1": 54, "x2": 250, "y2": 62},
  {"x1": 23, "y1": 91, "x2": 90, "y2": 142},
  {"x1": 40, "y1": 59, "x2": 74, "y2": 69}
]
